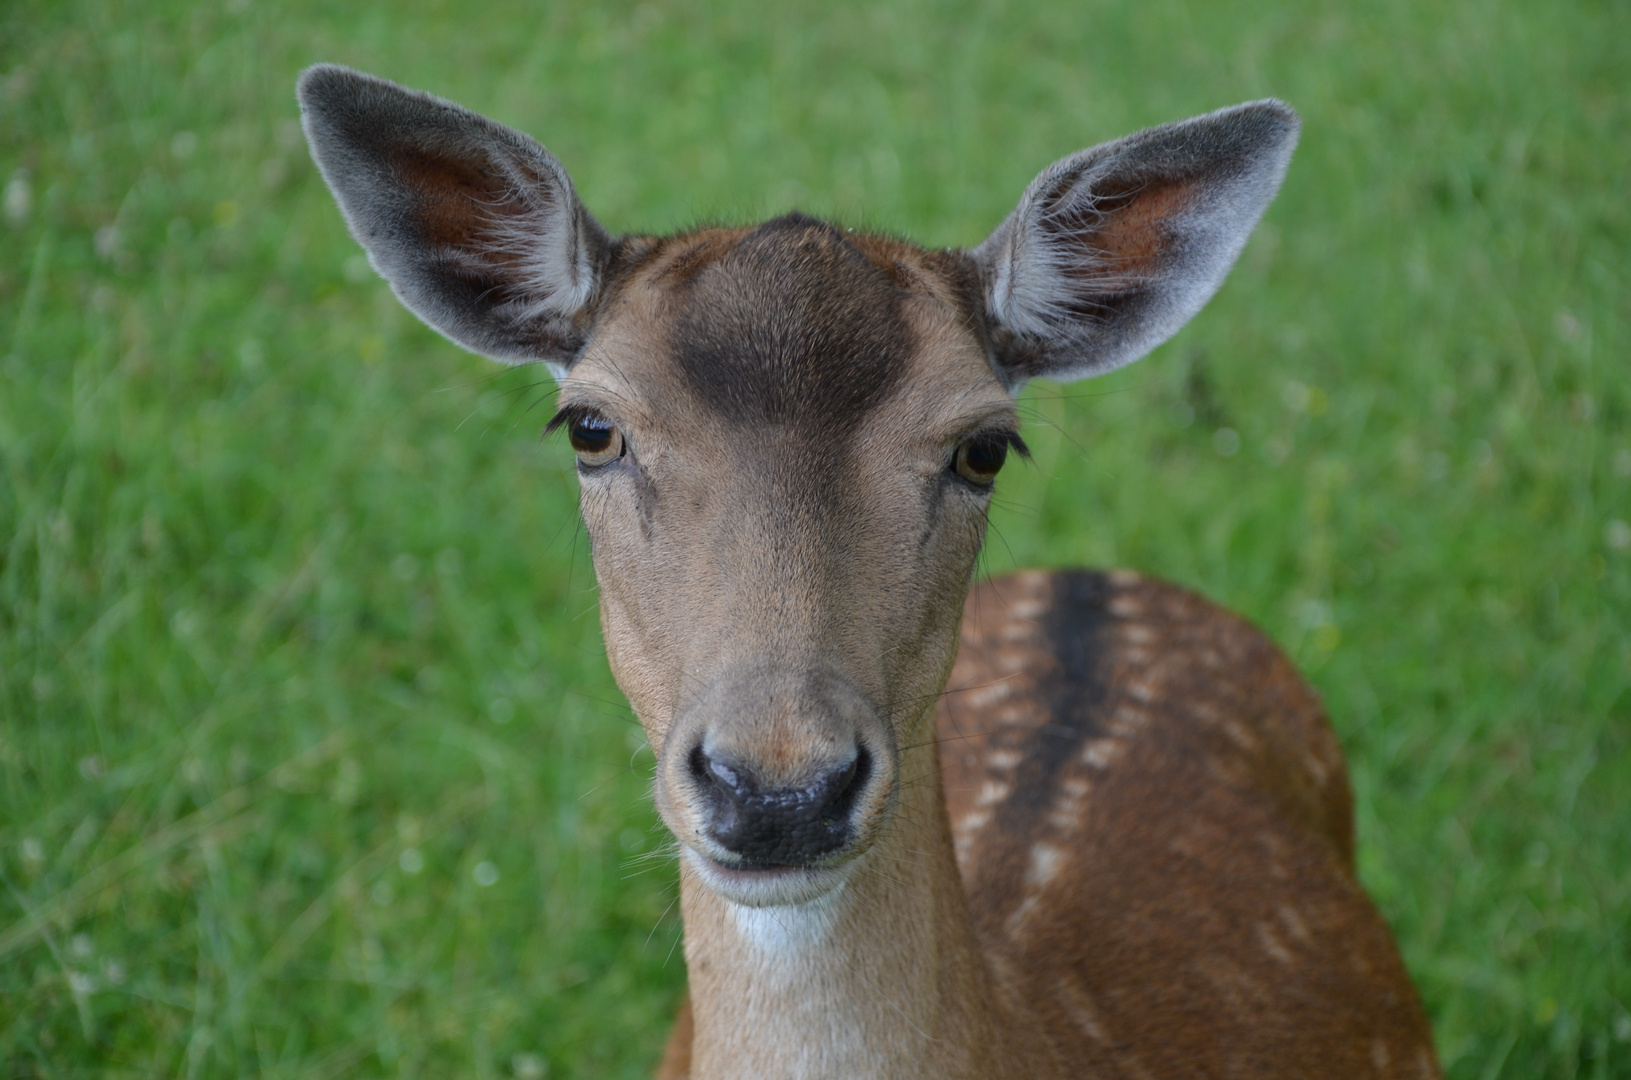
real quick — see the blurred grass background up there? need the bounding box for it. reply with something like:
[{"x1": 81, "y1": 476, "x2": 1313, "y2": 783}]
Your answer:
[{"x1": 1, "y1": 0, "x2": 1627, "y2": 1076}]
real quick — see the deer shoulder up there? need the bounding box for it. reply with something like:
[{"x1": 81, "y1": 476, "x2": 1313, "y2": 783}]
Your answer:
[{"x1": 941, "y1": 569, "x2": 1436, "y2": 1077}]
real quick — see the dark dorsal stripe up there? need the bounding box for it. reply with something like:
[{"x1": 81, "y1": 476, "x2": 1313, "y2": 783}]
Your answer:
[
  {"x1": 669, "y1": 213, "x2": 913, "y2": 431},
  {"x1": 972, "y1": 572, "x2": 1113, "y2": 909}
]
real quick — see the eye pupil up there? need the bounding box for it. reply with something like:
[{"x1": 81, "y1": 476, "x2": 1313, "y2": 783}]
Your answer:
[
  {"x1": 569, "y1": 420, "x2": 613, "y2": 454},
  {"x1": 954, "y1": 434, "x2": 1009, "y2": 486},
  {"x1": 965, "y1": 439, "x2": 1006, "y2": 473},
  {"x1": 565, "y1": 414, "x2": 624, "y2": 467}
]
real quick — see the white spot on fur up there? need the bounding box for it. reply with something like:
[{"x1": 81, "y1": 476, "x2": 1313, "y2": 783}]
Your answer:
[
  {"x1": 1121, "y1": 623, "x2": 1155, "y2": 645},
  {"x1": 986, "y1": 748, "x2": 1023, "y2": 770},
  {"x1": 953, "y1": 803, "x2": 994, "y2": 867},
  {"x1": 1109, "y1": 705, "x2": 1149, "y2": 737},
  {"x1": 1045, "y1": 769, "x2": 1091, "y2": 830},
  {"x1": 1256, "y1": 921, "x2": 1293, "y2": 965},
  {"x1": 963, "y1": 682, "x2": 1012, "y2": 709},
  {"x1": 955, "y1": 808, "x2": 992, "y2": 841},
  {"x1": 1222, "y1": 720, "x2": 1259, "y2": 751},
  {"x1": 975, "y1": 780, "x2": 1011, "y2": 808},
  {"x1": 993, "y1": 649, "x2": 1031, "y2": 673},
  {"x1": 1005, "y1": 894, "x2": 1040, "y2": 938},
  {"x1": 1108, "y1": 594, "x2": 1145, "y2": 617},
  {"x1": 1370, "y1": 1038, "x2": 1391, "y2": 1072},
  {"x1": 1278, "y1": 903, "x2": 1312, "y2": 943},
  {"x1": 1124, "y1": 680, "x2": 1155, "y2": 703},
  {"x1": 1054, "y1": 976, "x2": 1108, "y2": 1041},
  {"x1": 995, "y1": 704, "x2": 1031, "y2": 724},
  {"x1": 1027, "y1": 843, "x2": 1066, "y2": 887},
  {"x1": 1009, "y1": 596, "x2": 1048, "y2": 619},
  {"x1": 1081, "y1": 738, "x2": 1123, "y2": 770}
]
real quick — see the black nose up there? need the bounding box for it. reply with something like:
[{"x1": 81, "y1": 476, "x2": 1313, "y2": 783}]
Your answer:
[{"x1": 690, "y1": 744, "x2": 870, "y2": 866}]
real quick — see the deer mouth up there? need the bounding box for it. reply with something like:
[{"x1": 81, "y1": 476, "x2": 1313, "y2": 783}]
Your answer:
[{"x1": 684, "y1": 846, "x2": 862, "y2": 908}]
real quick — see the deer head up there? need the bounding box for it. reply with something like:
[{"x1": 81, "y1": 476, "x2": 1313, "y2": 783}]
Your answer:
[{"x1": 298, "y1": 64, "x2": 1297, "y2": 912}]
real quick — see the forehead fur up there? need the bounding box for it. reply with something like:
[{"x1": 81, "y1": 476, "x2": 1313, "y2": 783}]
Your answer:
[{"x1": 646, "y1": 213, "x2": 918, "y2": 431}]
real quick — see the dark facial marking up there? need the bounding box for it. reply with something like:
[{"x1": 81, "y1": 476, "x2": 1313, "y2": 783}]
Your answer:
[{"x1": 669, "y1": 214, "x2": 914, "y2": 432}]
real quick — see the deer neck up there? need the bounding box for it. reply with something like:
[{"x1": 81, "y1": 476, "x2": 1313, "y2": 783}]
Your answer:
[{"x1": 677, "y1": 735, "x2": 1013, "y2": 1080}]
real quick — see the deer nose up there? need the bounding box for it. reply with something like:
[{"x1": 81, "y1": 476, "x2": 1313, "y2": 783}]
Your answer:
[{"x1": 690, "y1": 743, "x2": 870, "y2": 866}]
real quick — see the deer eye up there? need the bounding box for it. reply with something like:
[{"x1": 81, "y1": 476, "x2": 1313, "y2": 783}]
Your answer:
[
  {"x1": 953, "y1": 433, "x2": 1011, "y2": 488},
  {"x1": 569, "y1": 415, "x2": 624, "y2": 467}
]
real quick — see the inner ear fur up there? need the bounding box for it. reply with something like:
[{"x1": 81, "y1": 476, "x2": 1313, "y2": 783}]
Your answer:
[
  {"x1": 973, "y1": 100, "x2": 1299, "y2": 386},
  {"x1": 297, "y1": 64, "x2": 611, "y2": 369}
]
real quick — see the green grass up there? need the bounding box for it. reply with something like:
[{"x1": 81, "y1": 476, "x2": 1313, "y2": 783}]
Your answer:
[{"x1": 1, "y1": 0, "x2": 1627, "y2": 1076}]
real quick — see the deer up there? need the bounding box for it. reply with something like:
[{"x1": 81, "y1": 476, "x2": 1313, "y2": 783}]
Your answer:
[{"x1": 298, "y1": 64, "x2": 1441, "y2": 1079}]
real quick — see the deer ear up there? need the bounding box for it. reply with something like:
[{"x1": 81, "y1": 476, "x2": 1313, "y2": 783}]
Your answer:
[
  {"x1": 297, "y1": 64, "x2": 611, "y2": 373},
  {"x1": 973, "y1": 100, "x2": 1299, "y2": 386}
]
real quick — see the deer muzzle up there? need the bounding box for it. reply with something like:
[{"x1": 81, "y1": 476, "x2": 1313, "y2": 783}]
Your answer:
[{"x1": 657, "y1": 660, "x2": 897, "y2": 906}]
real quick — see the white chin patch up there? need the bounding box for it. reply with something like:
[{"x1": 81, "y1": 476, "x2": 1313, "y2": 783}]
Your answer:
[{"x1": 728, "y1": 884, "x2": 847, "y2": 954}]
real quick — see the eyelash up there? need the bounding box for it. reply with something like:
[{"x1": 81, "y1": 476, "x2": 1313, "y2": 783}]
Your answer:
[{"x1": 545, "y1": 404, "x2": 602, "y2": 437}]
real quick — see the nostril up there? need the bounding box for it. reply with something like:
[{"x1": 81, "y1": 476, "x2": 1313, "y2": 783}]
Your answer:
[
  {"x1": 820, "y1": 746, "x2": 869, "y2": 820},
  {"x1": 691, "y1": 744, "x2": 749, "y2": 804},
  {"x1": 814, "y1": 750, "x2": 857, "y2": 806},
  {"x1": 708, "y1": 757, "x2": 744, "y2": 797}
]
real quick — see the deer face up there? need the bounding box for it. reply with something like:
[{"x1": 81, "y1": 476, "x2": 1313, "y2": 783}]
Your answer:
[
  {"x1": 559, "y1": 220, "x2": 1015, "y2": 902},
  {"x1": 298, "y1": 64, "x2": 1296, "y2": 908}
]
